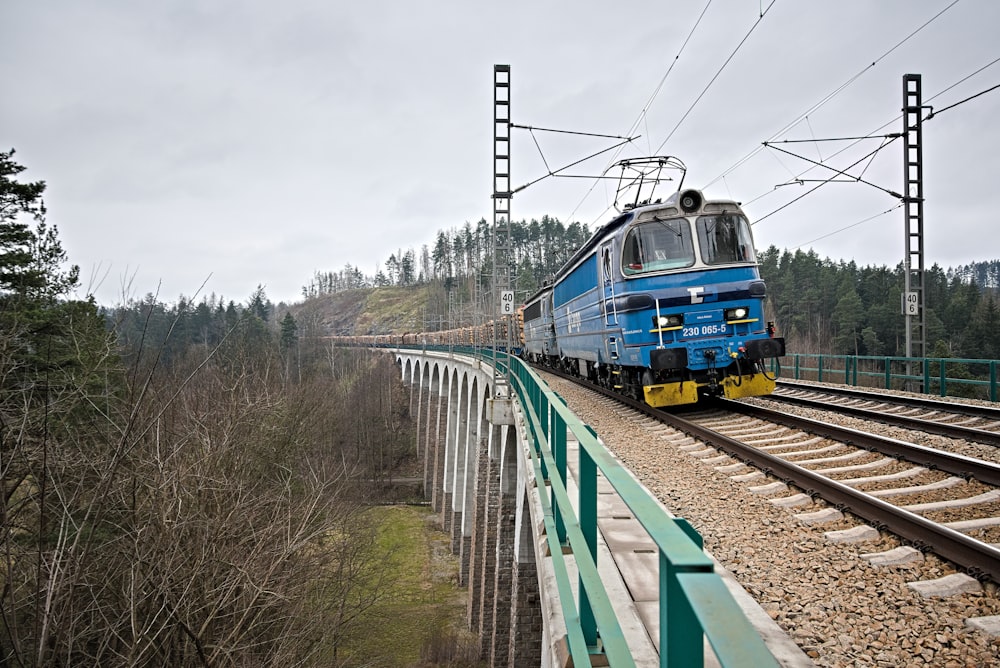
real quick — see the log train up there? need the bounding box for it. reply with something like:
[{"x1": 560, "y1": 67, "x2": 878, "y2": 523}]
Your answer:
[{"x1": 341, "y1": 157, "x2": 785, "y2": 408}]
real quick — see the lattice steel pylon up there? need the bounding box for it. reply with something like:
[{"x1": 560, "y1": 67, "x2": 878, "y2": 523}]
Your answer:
[
  {"x1": 903, "y1": 74, "x2": 926, "y2": 364},
  {"x1": 492, "y1": 64, "x2": 514, "y2": 391}
]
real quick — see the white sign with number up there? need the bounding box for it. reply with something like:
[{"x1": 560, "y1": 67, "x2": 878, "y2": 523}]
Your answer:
[
  {"x1": 903, "y1": 291, "x2": 919, "y2": 316},
  {"x1": 500, "y1": 290, "x2": 515, "y2": 315}
]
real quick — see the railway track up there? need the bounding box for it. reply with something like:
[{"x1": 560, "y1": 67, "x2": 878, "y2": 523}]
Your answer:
[
  {"x1": 537, "y1": 366, "x2": 1000, "y2": 583},
  {"x1": 683, "y1": 401, "x2": 1000, "y2": 583},
  {"x1": 771, "y1": 379, "x2": 1000, "y2": 446}
]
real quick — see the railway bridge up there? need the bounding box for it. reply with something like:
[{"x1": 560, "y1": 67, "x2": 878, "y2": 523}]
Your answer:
[{"x1": 391, "y1": 345, "x2": 812, "y2": 667}]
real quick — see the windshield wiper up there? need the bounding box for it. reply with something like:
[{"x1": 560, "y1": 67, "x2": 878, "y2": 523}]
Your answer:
[{"x1": 652, "y1": 216, "x2": 684, "y2": 238}]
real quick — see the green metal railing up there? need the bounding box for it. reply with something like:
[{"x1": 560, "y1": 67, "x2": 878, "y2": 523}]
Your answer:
[
  {"x1": 783, "y1": 353, "x2": 999, "y2": 402},
  {"x1": 471, "y1": 347, "x2": 779, "y2": 668}
]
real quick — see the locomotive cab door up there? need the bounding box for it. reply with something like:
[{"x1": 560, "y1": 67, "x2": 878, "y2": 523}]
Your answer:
[
  {"x1": 601, "y1": 243, "x2": 621, "y2": 362},
  {"x1": 601, "y1": 243, "x2": 617, "y2": 327}
]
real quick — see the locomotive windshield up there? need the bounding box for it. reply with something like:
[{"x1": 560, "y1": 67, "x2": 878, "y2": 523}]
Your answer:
[
  {"x1": 696, "y1": 214, "x2": 755, "y2": 264},
  {"x1": 621, "y1": 217, "x2": 695, "y2": 275}
]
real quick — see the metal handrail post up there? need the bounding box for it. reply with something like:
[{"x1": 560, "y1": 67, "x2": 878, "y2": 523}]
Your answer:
[
  {"x1": 578, "y1": 423, "x2": 599, "y2": 648},
  {"x1": 991, "y1": 362, "x2": 997, "y2": 402},
  {"x1": 553, "y1": 406, "x2": 568, "y2": 545}
]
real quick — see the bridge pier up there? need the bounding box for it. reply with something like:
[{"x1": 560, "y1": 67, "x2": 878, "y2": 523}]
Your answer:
[
  {"x1": 473, "y1": 428, "x2": 501, "y2": 657},
  {"x1": 426, "y1": 367, "x2": 444, "y2": 511},
  {"x1": 489, "y1": 460, "x2": 516, "y2": 667},
  {"x1": 459, "y1": 406, "x2": 487, "y2": 588},
  {"x1": 466, "y1": 420, "x2": 491, "y2": 631},
  {"x1": 449, "y1": 378, "x2": 470, "y2": 560},
  {"x1": 441, "y1": 371, "x2": 459, "y2": 533},
  {"x1": 511, "y1": 493, "x2": 543, "y2": 665}
]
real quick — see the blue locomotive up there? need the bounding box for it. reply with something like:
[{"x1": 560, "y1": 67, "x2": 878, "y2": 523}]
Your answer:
[{"x1": 520, "y1": 158, "x2": 784, "y2": 407}]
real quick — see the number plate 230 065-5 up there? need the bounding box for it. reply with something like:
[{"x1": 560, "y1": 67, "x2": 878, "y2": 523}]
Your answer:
[{"x1": 681, "y1": 323, "x2": 727, "y2": 338}]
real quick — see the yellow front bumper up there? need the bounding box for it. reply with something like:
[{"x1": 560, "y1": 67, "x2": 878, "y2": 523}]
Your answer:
[
  {"x1": 721, "y1": 373, "x2": 776, "y2": 400},
  {"x1": 643, "y1": 373, "x2": 776, "y2": 407},
  {"x1": 643, "y1": 381, "x2": 699, "y2": 407}
]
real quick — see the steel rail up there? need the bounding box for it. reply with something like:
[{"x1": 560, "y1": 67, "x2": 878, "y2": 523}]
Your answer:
[
  {"x1": 770, "y1": 382, "x2": 1000, "y2": 447},
  {"x1": 778, "y1": 380, "x2": 1000, "y2": 419},
  {"x1": 721, "y1": 400, "x2": 1000, "y2": 487},
  {"x1": 676, "y1": 408, "x2": 1000, "y2": 583}
]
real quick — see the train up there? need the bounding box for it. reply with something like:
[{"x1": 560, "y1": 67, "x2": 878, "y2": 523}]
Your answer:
[
  {"x1": 520, "y1": 159, "x2": 784, "y2": 407},
  {"x1": 335, "y1": 158, "x2": 784, "y2": 408},
  {"x1": 346, "y1": 322, "x2": 512, "y2": 349}
]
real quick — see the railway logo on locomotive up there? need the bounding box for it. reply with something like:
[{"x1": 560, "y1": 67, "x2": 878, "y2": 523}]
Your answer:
[
  {"x1": 567, "y1": 308, "x2": 582, "y2": 333},
  {"x1": 687, "y1": 287, "x2": 705, "y2": 304}
]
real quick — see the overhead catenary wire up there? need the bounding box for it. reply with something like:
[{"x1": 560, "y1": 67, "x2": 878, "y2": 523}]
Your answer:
[
  {"x1": 926, "y1": 80, "x2": 1000, "y2": 119},
  {"x1": 762, "y1": 136, "x2": 903, "y2": 200},
  {"x1": 922, "y1": 54, "x2": 1000, "y2": 115},
  {"x1": 631, "y1": 0, "x2": 715, "y2": 156},
  {"x1": 512, "y1": 137, "x2": 638, "y2": 195},
  {"x1": 751, "y1": 56, "x2": 1000, "y2": 222},
  {"x1": 790, "y1": 204, "x2": 903, "y2": 251},
  {"x1": 558, "y1": 0, "x2": 778, "y2": 228},
  {"x1": 560, "y1": 0, "x2": 715, "y2": 226},
  {"x1": 567, "y1": 1, "x2": 990, "y2": 268},
  {"x1": 704, "y1": 0, "x2": 962, "y2": 190},
  {"x1": 521, "y1": 0, "x2": 983, "y2": 252},
  {"x1": 569, "y1": 0, "x2": 959, "y2": 233},
  {"x1": 513, "y1": 123, "x2": 637, "y2": 185},
  {"x1": 652, "y1": 0, "x2": 778, "y2": 155},
  {"x1": 753, "y1": 138, "x2": 901, "y2": 225}
]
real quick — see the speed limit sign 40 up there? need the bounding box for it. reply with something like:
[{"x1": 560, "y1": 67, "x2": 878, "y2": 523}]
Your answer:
[{"x1": 500, "y1": 290, "x2": 515, "y2": 315}]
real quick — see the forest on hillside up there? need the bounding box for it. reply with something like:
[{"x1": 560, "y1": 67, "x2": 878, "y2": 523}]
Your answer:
[
  {"x1": 301, "y1": 216, "x2": 592, "y2": 301},
  {"x1": 0, "y1": 150, "x2": 429, "y2": 665},
  {"x1": 759, "y1": 248, "x2": 999, "y2": 360},
  {"x1": 302, "y1": 217, "x2": 1000, "y2": 363}
]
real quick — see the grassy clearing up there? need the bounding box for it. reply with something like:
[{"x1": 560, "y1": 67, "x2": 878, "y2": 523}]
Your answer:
[
  {"x1": 339, "y1": 505, "x2": 484, "y2": 667},
  {"x1": 356, "y1": 286, "x2": 431, "y2": 335}
]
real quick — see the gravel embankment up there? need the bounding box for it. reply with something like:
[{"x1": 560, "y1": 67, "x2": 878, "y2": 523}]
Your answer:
[{"x1": 541, "y1": 373, "x2": 1000, "y2": 667}]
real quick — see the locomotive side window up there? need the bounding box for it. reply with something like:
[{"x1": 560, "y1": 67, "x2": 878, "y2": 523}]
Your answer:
[
  {"x1": 696, "y1": 214, "x2": 755, "y2": 265},
  {"x1": 523, "y1": 300, "x2": 542, "y2": 322},
  {"x1": 621, "y1": 217, "x2": 695, "y2": 275}
]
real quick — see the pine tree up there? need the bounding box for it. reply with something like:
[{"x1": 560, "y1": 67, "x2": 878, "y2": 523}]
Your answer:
[
  {"x1": 0, "y1": 149, "x2": 79, "y2": 302},
  {"x1": 280, "y1": 311, "x2": 299, "y2": 352}
]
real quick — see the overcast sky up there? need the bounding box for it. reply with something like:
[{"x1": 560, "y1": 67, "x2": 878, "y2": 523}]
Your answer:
[{"x1": 3, "y1": 1, "x2": 998, "y2": 306}]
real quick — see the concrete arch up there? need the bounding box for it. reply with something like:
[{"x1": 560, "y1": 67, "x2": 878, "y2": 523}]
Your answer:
[
  {"x1": 391, "y1": 350, "x2": 553, "y2": 666},
  {"x1": 454, "y1": 374, "x2": 487, "y2": 585},
  {"x1": 446, "y1": 370, "x2": 471, "y2": 543},
  {"x1": 440, "y1": 365, "x2": 461, "y2": 529}
]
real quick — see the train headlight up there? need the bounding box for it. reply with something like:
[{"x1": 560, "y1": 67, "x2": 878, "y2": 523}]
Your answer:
[
  {"x1": 653, "y1": 314, "x2": 683, "y2": 329},
  {"x1": 725, "y1": 307, "x2": 749, "y2": 321},
  {"x1": 678, "y1": 189, "x2": 703, "y2": 213}
]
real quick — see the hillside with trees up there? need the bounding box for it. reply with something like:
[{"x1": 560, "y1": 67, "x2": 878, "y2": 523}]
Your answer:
[
  {"x1": 758, "y1": 247, "x2": 999, "y2": 361},
  {"x1": 299, "y1": 217, "x2": 1000, "y2": 366},
  {"x1": 301, "y1": 217, "x2": 593, "y2": 327},
  {"x1": 0, "y1": 150, "x2": 446, "y2": 665}
]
